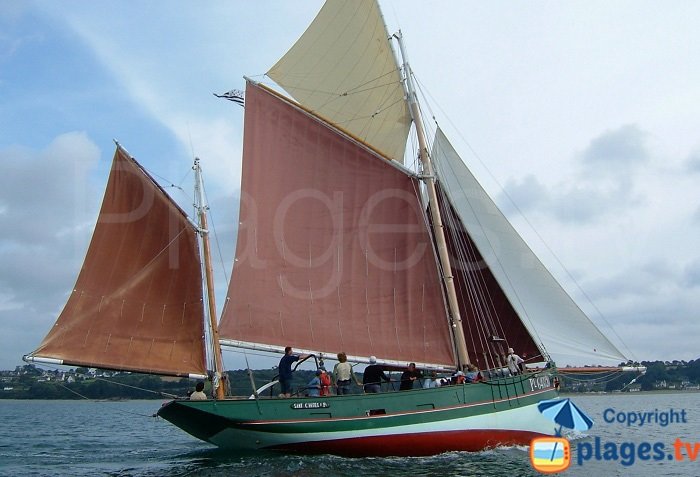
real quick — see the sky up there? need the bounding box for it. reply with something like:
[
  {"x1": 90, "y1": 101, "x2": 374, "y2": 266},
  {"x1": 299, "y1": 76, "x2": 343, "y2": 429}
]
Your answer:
[{"x1": 1, "y1": 1, "x2": 698, "y2": 372}]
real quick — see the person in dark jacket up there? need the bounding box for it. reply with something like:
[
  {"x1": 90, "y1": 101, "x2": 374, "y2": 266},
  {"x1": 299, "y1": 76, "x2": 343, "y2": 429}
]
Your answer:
[
  {"x1": 362, "y1": 356, "x2": 391, "y2": 393},
  {"x1": 399, "y1": 362, "x2": 422, "y2": 391},
  {"x1": 278, "y1": 346, "x2": 309, "y2": 397}
]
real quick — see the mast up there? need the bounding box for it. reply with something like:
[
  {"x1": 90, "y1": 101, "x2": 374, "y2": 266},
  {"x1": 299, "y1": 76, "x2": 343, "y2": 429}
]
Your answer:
[
  {"x1": 193, "y1": 158, "x2": 226, "y2": 399},
  {"x1": 394, "y1": 31, "x2": 471, "y2": 369}
]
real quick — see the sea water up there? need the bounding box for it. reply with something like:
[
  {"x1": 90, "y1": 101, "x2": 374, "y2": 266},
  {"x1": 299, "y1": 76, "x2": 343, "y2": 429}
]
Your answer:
[{"x1": 1, "y1": 392, "x2": 698, "y2": 476}]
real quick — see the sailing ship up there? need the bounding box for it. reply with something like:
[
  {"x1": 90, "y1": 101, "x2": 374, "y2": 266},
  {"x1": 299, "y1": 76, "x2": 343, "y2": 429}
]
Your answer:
[{"x1": 25, "y1": 0, "x2": 639, "y2": 456}]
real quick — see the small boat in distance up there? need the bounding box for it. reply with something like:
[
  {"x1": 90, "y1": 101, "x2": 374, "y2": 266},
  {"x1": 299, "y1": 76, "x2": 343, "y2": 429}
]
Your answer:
[{"x1": 24, "y1": 0, "x2": 641, "y2": 456}]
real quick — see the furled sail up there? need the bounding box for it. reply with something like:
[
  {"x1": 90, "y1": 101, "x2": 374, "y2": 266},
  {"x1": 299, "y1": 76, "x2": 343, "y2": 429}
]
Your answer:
[
  {"x1": 431, "y1": 128, "x2": 628, "y2": 366},
  {"x1": 26, "y1": 146, "x2": 208, "y2": 378},
  {"x1": 218, "y1": 81, "x2": 455, "y2": 368},
  {"x1": 267, "y1": 0, "x2": 411, "y2": 163}
]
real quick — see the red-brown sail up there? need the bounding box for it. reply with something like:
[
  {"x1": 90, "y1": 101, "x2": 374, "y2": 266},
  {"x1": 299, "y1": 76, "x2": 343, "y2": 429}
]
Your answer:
[
  {"x1": 436, "y1": 185, "x2": 541, "y2": 368},
  {"x1": 218, "y1": 82, "x2": 455, "y2": 367},
  {"x1": 28, "y1": 146, "x2": 207, "y2": 377}
]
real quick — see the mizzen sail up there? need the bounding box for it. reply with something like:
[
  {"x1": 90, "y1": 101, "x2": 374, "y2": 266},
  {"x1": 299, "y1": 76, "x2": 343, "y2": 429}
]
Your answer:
[
  {"x1": 267, "y1": 0, "x2": 411, "y2": 163},
  {"x1": 26, "y1": 146, "x2": 208, "y2": 377},
  {"x1": 218, "y1": 81, "x2": 455, "y2": 368},
  {"x1": 431, "y1": 128, "x2": 627, "y2": 366}
]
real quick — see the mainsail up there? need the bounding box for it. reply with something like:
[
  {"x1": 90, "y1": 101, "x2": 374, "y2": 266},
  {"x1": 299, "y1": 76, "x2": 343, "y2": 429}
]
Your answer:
[
  {"x1": 267, "y1": 0, "x2": 411, "y2": 163},
  {"x1": 431, "y1": 128, "x2": 627, "y2": 366},
  {"x1": 226, "y1": 0, "x2": 630, "y2": 370},
  {"x1": 26, "y1": 146, "x2": 208, "y2": 378},
  {"x1": 217, "y1": 81, "x2": 455, "y2": 369}
]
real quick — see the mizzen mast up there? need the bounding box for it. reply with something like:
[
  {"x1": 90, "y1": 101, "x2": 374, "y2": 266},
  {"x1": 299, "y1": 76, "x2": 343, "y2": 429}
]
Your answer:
[
  {"x1": 394, "y1": 31, "x2": 471, "y2": 370},
  {"x1": 193, "y1": 158, "x2": 226, "y2": 399}
]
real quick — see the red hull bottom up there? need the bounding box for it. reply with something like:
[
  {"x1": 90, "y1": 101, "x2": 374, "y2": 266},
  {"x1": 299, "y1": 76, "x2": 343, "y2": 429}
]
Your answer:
[{"x1": 271, "y1": 429, "x2": 543, "y2": 457}]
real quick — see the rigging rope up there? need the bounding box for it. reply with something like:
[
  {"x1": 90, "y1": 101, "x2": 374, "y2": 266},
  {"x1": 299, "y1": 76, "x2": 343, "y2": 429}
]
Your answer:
[
  {"x1": 408, "y1": 69, "x2": 518, "y2": 370},
  {"x1": 26, "y1": 363, "x2": 175, "y2": 418},
  {"x1": 411, "y1": 72, "x2": 635, "y2": 364}
]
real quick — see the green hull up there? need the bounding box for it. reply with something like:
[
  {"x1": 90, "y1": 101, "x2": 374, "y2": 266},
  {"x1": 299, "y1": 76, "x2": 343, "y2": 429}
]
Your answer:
[{"x1": 157, "y1": 371, "x2": 559, "y2": 456}]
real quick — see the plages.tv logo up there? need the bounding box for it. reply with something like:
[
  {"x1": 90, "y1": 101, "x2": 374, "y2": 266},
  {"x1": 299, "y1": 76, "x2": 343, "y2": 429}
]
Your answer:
[
  {"x1": 530, "y1": 398, "x2": 594, "y2": 473},
  {"x1": 530, "y1": 437, "x2": 570, "y2": 473}
]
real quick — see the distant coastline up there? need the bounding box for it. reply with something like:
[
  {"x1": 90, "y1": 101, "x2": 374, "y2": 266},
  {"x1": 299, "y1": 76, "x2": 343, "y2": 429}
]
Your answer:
[
  {"x1": 562, "y1": 389, "x2": 700, "y2": 396},
  {"x1": 2, "y1": 359, "x2": 698, "y2": 400}
]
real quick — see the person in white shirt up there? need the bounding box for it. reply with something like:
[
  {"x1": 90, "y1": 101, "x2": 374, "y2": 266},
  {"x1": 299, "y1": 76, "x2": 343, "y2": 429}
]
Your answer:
[
  {"x1": 506, "y1": 348, "x2": 525, "y2": 375},
  {"x1": 189, "y1": 381, "x2": 207, "y2": 400}
]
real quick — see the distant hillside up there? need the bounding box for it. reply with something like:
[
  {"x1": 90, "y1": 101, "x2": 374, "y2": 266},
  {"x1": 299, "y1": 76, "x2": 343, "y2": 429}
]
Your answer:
[
  {"x1": 2, "y1": 359, "x2": 698, "y2": 399},
  {"x1": 560, "y1": 359, "x2": 700, "y2": 392},
  {"x1": 0, "y1": 365, "x2": 366, "y2": 399}
]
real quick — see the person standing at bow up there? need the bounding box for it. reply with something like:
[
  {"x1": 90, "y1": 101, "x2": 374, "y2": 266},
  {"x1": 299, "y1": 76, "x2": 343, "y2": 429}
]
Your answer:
[{"x1": 506, "y1": 347, "x2": 525, "y2": 376}]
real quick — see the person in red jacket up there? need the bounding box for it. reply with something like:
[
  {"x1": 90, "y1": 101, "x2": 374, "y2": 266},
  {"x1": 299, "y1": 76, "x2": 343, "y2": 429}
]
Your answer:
[{"x1": 319, "y1": 368, "x2": 331, "y2": 396}]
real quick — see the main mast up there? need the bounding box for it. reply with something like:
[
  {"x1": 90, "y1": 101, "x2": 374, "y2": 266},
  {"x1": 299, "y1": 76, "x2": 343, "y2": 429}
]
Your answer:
[
  {"x1": 394, "y1": 31, "x2": 471, "y2": 369},
  {"x1": 193, "y1": 158, "x2": 226, "y2": 399}
]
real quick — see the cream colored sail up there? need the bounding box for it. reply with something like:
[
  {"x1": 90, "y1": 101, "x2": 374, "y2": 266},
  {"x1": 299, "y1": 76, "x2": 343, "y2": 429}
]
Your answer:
[{"x1": 267, "y1": 0, "x2": 411, "y2": 163}]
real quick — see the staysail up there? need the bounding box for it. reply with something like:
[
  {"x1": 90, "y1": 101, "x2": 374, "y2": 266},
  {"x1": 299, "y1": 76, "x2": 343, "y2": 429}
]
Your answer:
[
  {"x1": 217, "y1": 81, "x2": 455, "y2": 369},
  {"x1": 434, "y1": 185, "x2": 542, "y2": 368},
  {"x1": 431, "y1": 127, "x2": 628, "y2": 366},
  {"x1": 26, "y1": 146, "x2": 208, "y2": 378},
  {"x1": 267, "y1": 0, "x2": 411, "y2": 163}
]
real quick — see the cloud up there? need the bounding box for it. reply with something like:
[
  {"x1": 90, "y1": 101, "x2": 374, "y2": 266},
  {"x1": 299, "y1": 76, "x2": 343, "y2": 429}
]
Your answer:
[
  {"x1": 552, "y1": 182, "x2": 639, "y2": 223},
  {"x1": 0, "y1": 132, "x2": 101, "y2": 365},
  {"x1": 499, "y1": 124, "x2": 648, "y2": 223},
  {"x1": 578, "y1": 259, "x2": 697, "y2": 333},
  {"x1": 686, "y1": 150, "x2": 700, "y2": 173},
  {"x1": 612, "y1": 320, "x2": 699, "y2": 363},
  {"x1": 580, "y1": 124, "x2": 650, "y2": 171},
  {"x1": 582, "y1": 260, "x2": 677, "y2": 303},
  {"x1": 573, "y1": 259, "x2": 700, "y2": 362},
  {"x1": 683, "y1": 258, "x2": 700, "y2": 288},
  {"x1": 499, "y1": 175, "x2": 548, "y2": 214},
  {"x1": 46, "y1": 5, "x2": 246, "y2": 194},
  {"x1": 0, "y1": 132, "x2": 100, "y2": 245},
  {"x1": 0, "y1": 7, "x2": 43, "y2": 62}
]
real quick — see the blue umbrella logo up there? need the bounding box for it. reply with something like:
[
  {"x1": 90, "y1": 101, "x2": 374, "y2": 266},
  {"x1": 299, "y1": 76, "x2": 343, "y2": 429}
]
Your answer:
[
  {"x1": 537, "y1": 398, "x2": 594, "y2": 463},
  {"x1": 538, "y1": 398, "x2": 594, "y2": 435}
]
